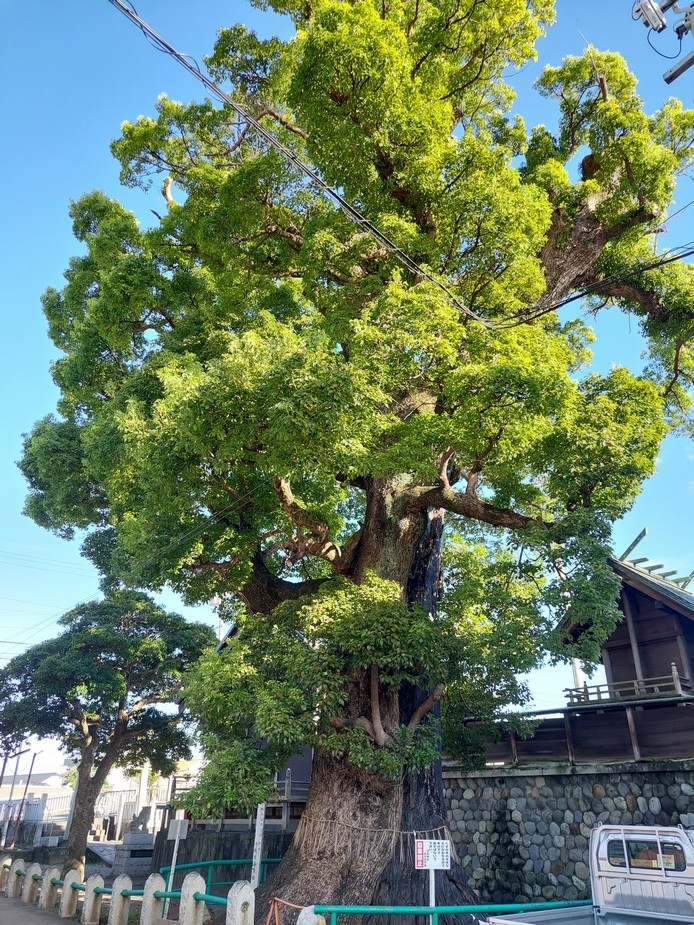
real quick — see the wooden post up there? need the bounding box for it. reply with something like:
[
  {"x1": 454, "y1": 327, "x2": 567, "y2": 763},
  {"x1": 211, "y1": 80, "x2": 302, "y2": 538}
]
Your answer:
[
  {"x1": 38, "y1": 866, "x2": 61, "y2": 910},
  {"x1": 626, "y1": 706, "x2": 642, "y2": 762},
  {"x1": 21, "y1": 863, "x2": 42, "y2": 904},
  {"x1": 107, "y1": 874, "x2": 132, "y2": 925},
  {"x1": 81, "y1": 873, "x2": 105, "y2": 924},
  {"x1": 58, "y1": 869, "x2": 82, "y2": 919},
  {"x1": 140, "y1": 872, "x2": 166, "y2": 925},
  {"x1": 227, "y1": 880, "x2": 255, "y2": 925},
  {"x1": 563, "y1": 713, "x2": 576, "y2": 765},
  {"x1": 672, "y1": 662, "x2": 683, "y2": 696},
  {"x1": 178, "y1": 871, "x2": 207, "y2": 925},
  {"x1": 621, "y1": 589, "x2": 646, "y2": 694}
]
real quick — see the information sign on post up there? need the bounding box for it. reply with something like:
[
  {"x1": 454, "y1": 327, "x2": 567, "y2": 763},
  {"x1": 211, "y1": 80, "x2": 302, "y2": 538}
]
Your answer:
[
  {"x1": 414, "y1": 839, "x2": 451, "y2": 925},
  {"x1": 250, "y1": 802, "x2": 266, "y2": 889},
  {"x1": 164, "y1": 817, "x2": 189, "y2": 917}
]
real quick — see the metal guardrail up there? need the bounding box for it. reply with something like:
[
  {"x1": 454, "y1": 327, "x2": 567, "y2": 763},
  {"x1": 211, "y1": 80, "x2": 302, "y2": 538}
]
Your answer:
[
  {"x1": 314, "y1": 900, "x2": 594, "y2": 925},
  {"x1": 159, "y1": 856, "x2": 282, "y2": 893},
  {"x1": 3, "y1": 857, "x2": 594, "y2": 925}
]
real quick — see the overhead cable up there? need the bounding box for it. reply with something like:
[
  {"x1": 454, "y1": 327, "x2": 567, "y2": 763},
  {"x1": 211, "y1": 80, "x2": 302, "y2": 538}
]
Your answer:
[
  {"x1": 498, "y1": 242, "x2": 694, "y2": 329},
  {"x1": 106, "y1": 0, "x2": 490, "y2": 327}
]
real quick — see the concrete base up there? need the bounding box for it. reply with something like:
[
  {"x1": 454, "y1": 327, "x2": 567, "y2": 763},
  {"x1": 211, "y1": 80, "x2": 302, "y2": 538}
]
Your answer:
[{"x1": 111, "y1": 833, "x2": 155, "y2": 878}]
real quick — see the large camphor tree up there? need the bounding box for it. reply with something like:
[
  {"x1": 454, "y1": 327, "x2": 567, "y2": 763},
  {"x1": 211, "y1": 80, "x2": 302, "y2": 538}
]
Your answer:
[
  {"x1": 0, "y1": 594, "x2": 214, "y2": 877},
  {"x1": 20, "y1": 0, "x2": 694, "y2": 912}
]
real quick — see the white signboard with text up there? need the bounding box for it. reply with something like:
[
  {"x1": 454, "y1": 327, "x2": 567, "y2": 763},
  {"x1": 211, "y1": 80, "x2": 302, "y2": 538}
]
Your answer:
[{"x1": 414, "y1": 838, "x2": 451, "y2": 870}]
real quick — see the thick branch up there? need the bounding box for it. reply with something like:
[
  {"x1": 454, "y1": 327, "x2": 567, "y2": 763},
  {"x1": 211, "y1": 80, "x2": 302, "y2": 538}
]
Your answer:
[
  {"x1": 401, "y1": 483, "x2": 544, "y2": 531},
  {"x1": 576, "y1": 279, "x2": 669, "y2": 322},
  {"x1": 370, "y1": 664, "x2": 392, "y2": 746},
  {"x1": 126, "y1": 693, "x2": 171, "y2": 717},
  {"x1": 407, "y1": 683, "x2": 445, "y2": 730},
  {"x1": 257, "y1": 107, "x2": 308, "y2": 140},
  {"x1": 536, "y1": 197, "x2": 659, "y2": 314},
  {"x1": 329, "y1": 714, "x2": 377, "y2": 741},
  {"x1": 274, "y1": 477, "x2": 358, "y2": 574},
  {"x1": 238, "y1": 549, "x2": 329, "y2": 616}
]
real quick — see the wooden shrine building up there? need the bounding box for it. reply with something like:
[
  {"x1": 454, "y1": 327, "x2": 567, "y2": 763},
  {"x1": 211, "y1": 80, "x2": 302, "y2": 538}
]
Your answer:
[{"x1": 482, "y1": 553, "x2": 694, "y2": 767}]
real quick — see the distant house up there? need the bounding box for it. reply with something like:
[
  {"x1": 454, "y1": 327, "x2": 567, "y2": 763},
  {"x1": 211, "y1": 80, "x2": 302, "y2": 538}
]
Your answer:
[
  {"x1": 480, "y1": 553, "x2": 694, "y2": 767},
  {"x1": 0, "y1": 771, "x2": 68, "y2": 800}
]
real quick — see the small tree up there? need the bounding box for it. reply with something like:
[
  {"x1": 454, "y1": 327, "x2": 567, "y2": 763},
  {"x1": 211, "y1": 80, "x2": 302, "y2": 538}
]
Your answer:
[{"x1": 0, "y1": 592, "x2": 214, "y2": 876}]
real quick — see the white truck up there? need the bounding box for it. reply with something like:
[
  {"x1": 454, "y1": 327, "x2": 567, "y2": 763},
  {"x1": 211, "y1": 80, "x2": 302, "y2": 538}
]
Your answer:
[{"x1": 488, "y1": 825, "x2": 694, "y2": 925}]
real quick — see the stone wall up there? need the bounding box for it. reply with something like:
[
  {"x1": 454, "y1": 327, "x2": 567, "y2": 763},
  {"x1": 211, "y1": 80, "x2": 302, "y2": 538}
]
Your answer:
[{"x1": 443, "y1": 759, "x2": 694, "y2": 904}]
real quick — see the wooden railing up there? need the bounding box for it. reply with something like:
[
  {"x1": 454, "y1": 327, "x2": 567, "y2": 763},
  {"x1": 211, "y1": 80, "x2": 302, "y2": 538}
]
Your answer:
[{"x1": 564, "y1": 663, "x2": 692, "y2": 706}]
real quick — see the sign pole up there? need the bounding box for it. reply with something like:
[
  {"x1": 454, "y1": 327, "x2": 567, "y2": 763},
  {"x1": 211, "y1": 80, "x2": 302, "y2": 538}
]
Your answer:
[
  {"x1": 414, "y1": 836, "x2": 450, "y2": 925},
  {"x1": 429, "y1": 868, "x2": 435, "y2": 925},
  {"x1": 164, "y1": 817, "x2": 188, "y2": 918}
]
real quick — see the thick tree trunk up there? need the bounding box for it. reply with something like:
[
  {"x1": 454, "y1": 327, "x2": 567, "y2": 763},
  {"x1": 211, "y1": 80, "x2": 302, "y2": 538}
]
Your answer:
[
  {"x1": 62, "y1": 751, "x2": 113, "y2": 879},
  {"x1": 62, "y1": 778, "x2": 99, "y2": 879},
  {"x1": 251, "y1": 501, "x2": 477, "y2": 922}
]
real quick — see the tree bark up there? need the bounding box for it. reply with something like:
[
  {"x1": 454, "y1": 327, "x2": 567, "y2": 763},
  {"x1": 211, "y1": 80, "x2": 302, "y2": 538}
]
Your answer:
[
  {"x1": 61, "y1": 750, "x2": 116, "y2": 878},
  {"x1": 252, "y1": 496, "x2": 477, "y2": 922}
]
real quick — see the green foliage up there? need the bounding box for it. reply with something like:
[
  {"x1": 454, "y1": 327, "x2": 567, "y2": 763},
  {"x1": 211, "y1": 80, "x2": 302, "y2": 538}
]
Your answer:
[
  {"x1": 18, "y1": 0, "x2": 694, "y2": 800},
  {"x1": 0, "y1": 592, "x2": 215, "y2": 773}
]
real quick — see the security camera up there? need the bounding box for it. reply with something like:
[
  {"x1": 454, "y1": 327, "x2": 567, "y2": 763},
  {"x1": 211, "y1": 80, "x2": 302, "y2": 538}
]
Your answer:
[{"x1": 634, "y1": 0, "x2": 668, "y2": 30}]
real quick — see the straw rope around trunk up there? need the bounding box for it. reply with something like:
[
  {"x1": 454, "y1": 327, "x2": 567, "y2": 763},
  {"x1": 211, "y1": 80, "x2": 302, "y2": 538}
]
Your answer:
[{"x1": 293, "y1": 813, "x2": 457, "y2": 864}]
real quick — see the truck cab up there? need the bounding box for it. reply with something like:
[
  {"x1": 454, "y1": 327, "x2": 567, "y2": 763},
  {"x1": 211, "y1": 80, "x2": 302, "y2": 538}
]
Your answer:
[{"x1": 487, "y1": 825, "x2": 694, "y2": 925}]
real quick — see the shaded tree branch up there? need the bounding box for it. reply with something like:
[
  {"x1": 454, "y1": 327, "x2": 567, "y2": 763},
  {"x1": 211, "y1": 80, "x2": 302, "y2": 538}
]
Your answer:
[{"x1": 407, "y1": 683, "x2": 445, "y2": 730}]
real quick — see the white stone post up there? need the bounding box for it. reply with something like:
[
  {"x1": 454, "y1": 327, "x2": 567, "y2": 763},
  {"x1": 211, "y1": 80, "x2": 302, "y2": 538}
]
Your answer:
[
  {"x1": 58, "y1": 869, "x2": 82, "y2": 918},
  {"x1": 107, "y1": 874, "x2": 132, "y2": 925},
  {"x1": 81, "y1": 873, "x2": 105, "y2": 924},
  {"x1": 179, "y1": 871, "x2": 207, "y2": 925},
  {"x1": 6, "y1": 857, "x2": 26, "y2": 898},
  {"x1": 297, "y1": 906, "x2": 327, "y2": 925},
  {"x1": 58, "y1": 870, "x2": 82, "y2": 919},
  {"x1": 227, "y1": 880, "x2": 255, "y2": 925},
  {"x1": 33, "y1": 793, "x2": 48, "y2": 846},
  {"x1": 137, "y1": 762, "x2": 151, "y2": 814},
  {"x1": 0, "y1": 854, "x2": 13, "y2": 891},
  {"x1": 38, "y1": 866, "x2": 61, "y2": 910},
  {"x1": 21, "y1": 862, "x2": 43, "y2": 904},
  {"x1": 140, "y1": 871, "x2": 166, "y2": 925}
]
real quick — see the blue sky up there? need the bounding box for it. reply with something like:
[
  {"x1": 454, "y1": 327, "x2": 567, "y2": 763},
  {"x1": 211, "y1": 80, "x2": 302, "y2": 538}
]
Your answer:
[{"x1": 0, "y1": 0, "x2": 693, "y2": 747}]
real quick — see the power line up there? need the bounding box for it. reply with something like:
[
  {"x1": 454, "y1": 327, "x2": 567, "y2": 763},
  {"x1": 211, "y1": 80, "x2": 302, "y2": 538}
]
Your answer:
[
  {"x1": 105, "y1": 0, "x2": 490, "y2": 328},
  {"x1": 498, "y1": 241, "x2": 694, "y2": 329}
]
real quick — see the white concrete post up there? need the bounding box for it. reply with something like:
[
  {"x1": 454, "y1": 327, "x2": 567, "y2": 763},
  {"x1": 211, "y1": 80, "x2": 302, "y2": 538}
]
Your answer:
[
  {"x1": 297, "y1": 906, "x2": 327, "y2": 925},
  {"x1": 58, "y1": 869, "x2": 82, "y2": 918},
  {"x1": 140, "y1": 871, "x2": 166, "y2": 925},
  {"x1": 107, "y1": 874, "x2": 132, "y2": 925},
  {"x1": 226, "y1": 880, "x2": 255, "y2": 925},
  {"x1": 179, "y1": 871, "x2": 207, "y2": 925},
  {"x1": 21, "y1": 862, "x2": 43, "y2": 904},
  {"x1": 6, "y1": 858, "x2": 26, "y2": 898},
  {"x1": 81, "y1": 873, "x2": 105, "y2": 924},
  {"x1": 38, "y1": 866, "x2": 61, "y2": 910},
  {"x1": 33, "y1": 793, "x2": 48, "y2": 846},
  {"x1": 137, "y1": 762, "x2": 151, "y2": 814},
  {"x1": 0, "y1": 854, "x2": 13, "y2": 891}
]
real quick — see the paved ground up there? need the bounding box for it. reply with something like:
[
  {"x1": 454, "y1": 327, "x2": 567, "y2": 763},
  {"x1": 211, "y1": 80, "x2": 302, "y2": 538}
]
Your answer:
[{"x1": 0, "y1": 894, "x2": 60, "y2": 922}]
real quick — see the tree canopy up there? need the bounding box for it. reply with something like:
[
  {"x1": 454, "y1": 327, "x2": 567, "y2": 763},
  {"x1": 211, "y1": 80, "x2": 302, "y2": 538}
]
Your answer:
[
  {"x1": 0, "y1": 592, "x2": 214, "y2": 873},
  {"x1": 18, "y1": 0, "x2": 694, "y2": 907}
]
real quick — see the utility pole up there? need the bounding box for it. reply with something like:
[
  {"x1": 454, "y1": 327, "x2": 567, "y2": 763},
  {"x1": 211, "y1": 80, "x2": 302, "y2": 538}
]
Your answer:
[{"x1": 1, "y1": 746, "x2": 30, "y2": 848}]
